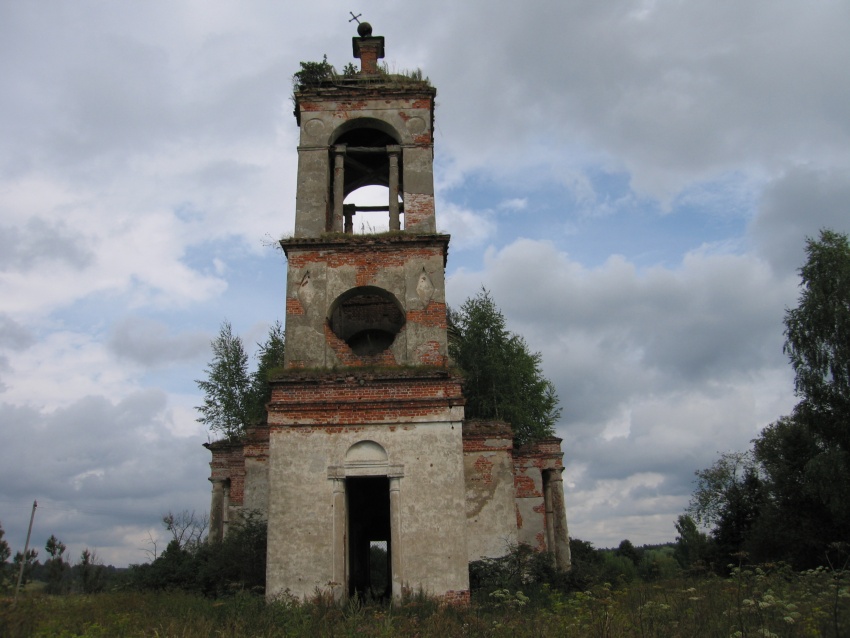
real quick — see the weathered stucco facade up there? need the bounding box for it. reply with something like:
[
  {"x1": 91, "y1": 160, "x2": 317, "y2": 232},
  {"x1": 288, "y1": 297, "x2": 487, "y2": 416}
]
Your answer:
[{"x1": 206, "y1": 24, "x2": 570, "y2": 603}]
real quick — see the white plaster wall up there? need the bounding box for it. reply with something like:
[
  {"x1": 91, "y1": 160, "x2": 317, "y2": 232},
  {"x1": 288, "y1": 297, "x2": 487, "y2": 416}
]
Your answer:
[
  {"x1": 464, "y1": 447, "x2": 518, "y2": 561},
  {"x1": 243, "y1": 457, "x2": 269, "y2": 516},
  {"x1": 516, "y1": 468, "x2": 546, "y2": 550},
  {"x1": 283, "y1": 249, "x2": 447, "y2": 368},
  {"x1": 266, "y1": 420, "x2": 469, "y2": 599}
]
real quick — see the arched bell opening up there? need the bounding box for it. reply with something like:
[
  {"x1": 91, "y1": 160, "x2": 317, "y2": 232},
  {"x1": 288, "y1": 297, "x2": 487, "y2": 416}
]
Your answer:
[
  {"x1": 344, "y1": 185, "x2": 404, "y2": 233},
  {"x1": 329, "y1": 121, "x2": 404, "y2": 233},
  {"x1": 328, "y1": 286, "x2": 405, "y2": 356}
]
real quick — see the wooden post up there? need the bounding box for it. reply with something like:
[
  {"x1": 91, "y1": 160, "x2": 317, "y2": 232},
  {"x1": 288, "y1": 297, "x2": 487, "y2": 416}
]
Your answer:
[{"x1": 14, "y1": 500, "x2": 37, "y2": 603}]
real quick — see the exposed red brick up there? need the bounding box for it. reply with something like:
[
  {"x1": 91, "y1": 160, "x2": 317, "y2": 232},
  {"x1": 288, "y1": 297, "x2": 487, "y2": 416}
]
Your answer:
[
  {"x1": 267, "y1": 372, "x2": 464, "y2": 427},
  {"x1": 415, "y1": 340, "x2": 446, "y2": 366},
  {"x1": 403, "y1": 193, "x2": 435, "y2": 228},
  {"x1": 334, "y1": 100, "x2": 369, "y2": 112},
  {"x1": 514, "y1": 474, "x2": 538, "y2": 499},
  {"x1": 206, "y1": 443, "x2": 247, "y2": 506},
  {"x1": 470, "y1": 455, "x2": 494, "y2": 484},
  {"x1": 286, "y1": 297, "x2": 305, "y2": 316},
  {"x1": 441, "y1": 590, "x2": 471, "y2": 606},
  {"x1": 407, "y1": 302, "x2": 447, "y2": 329},
  {"x1": 535, "y1": 532, "x2": 546, "y2": 551}
]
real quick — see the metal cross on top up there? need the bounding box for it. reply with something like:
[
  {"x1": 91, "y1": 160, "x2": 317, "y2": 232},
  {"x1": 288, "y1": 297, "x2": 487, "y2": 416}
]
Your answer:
[{"x1": 349, "y1": 11, "x2": 362, "y2": 24}]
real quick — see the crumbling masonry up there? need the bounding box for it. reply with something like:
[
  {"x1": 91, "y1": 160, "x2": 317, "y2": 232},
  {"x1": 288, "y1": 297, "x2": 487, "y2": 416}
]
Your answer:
[{"x1": 205, "y1": 24, "x2": 570, "y2": 602}]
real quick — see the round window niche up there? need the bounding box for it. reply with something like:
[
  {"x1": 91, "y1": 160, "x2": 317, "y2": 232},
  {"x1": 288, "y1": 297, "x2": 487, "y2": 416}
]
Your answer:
[{"x1": 328, "y1": 286, "x2": 405, "y2": 356}]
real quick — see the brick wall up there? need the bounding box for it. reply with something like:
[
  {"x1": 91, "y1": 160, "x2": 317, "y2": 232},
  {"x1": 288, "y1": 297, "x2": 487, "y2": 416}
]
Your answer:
[
  {"x1": 206, "y1": 441, "x2": 247, "y2": 506},
  {"x1": 513, "y1": 437, "x2": 566, "y2": 552},
  {"x1": 403, "y1": 193, "x2": 435, "y2": 228},
  {"x1": 268, "y1": 370, "x2": 464, "y2": 426}
]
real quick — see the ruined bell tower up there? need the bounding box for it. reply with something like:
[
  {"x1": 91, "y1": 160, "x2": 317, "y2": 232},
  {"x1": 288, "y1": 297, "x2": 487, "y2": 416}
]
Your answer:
[
  {"x1": 205, "y1": 21, "x2": 572, "y2": 602},
  {"x1": 266, "y1": 23, "x2": 470, "y2": 601}
]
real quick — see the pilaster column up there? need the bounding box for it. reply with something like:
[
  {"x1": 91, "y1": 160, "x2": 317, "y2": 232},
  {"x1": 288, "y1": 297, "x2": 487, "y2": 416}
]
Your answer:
[
  {"x1": 222, "y1": 482, "x2": 231, "y2": 537},
  {"x1": 332, "y1": 145, "x2": 346, "y2": 232},
  {"x1": 389, "y1": 475, "x2": 403, "y2": 598},
  {"x1": 543, "y1": 472, "x2": 556, "y2": 553},
  {"x1": 388, "y1": 145, "x2": 401, "y2": 231},
  {"x1": 208, "y1": 478, "x2": 226, "y2": 543},
  {"x1": 332, "y1": 477, "x2": 346, "y2": 600},
  {"x1": 548, "y1": 469, "x2": 571, "y2": 570}
]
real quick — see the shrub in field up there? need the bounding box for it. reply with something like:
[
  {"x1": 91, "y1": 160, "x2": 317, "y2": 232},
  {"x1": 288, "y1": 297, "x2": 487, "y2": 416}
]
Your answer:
[
  {"x1": 638, "y1": 547, "x2": 681, "y2": 582},
  {"x1": 43, "y1": 535, "x2": 70, "y2": 594},
  {"x1": 129, "y1": 510, "x2": 267, "y2": 595},
  {"x1": 559, "y1": 537, "x2": 605, "y2": 591},
  {"x1": 0, "y1": 522, "x2": 10, "y2": 593},
  {"x1": 195, "y1": 510, "x2": 267, "y2": 595},
  {"x1": 600, "y1": 553, "x2": 638, "y2": 584},
  {"x1": 469, "y1": 542, "x2": 562, "y2": 598},
  {"x1": 74, "y1": 548, "x2": 107, "y2": 594}
]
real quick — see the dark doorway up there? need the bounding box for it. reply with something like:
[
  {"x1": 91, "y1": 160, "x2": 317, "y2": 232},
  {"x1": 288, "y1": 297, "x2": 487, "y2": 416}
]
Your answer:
[{"x1": 347, "y1": 476, "x2": 391, "y2": 599}]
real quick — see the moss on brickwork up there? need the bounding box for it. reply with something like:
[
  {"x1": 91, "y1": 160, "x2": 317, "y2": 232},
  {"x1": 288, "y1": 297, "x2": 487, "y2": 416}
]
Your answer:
[{"x1": 269, "y1": 363, "x2": 461, "y2": 382}]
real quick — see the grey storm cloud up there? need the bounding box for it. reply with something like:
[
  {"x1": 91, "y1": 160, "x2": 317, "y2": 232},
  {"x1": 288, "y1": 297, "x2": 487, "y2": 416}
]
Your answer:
[
  {"x1": 108, "y1": 316, "x2": 211, "y2": 367},
  {"x1": 0, "y1": 392, "x2": 209, "y2": 564},
  {"x1": 451, "y1": 239, "x2": 793, "y2": 391},
  {"x1": 449, "y1": 236, "x2": 798, "y2": 538},
  {"x1": 0, "y1": 314, "x2": 35, "y2": 351},
  {"x1": 750, "y1": 167, "x2": 850, "y2": 277},
  {"x1": 0, "y1": 218, "x2": 93, "y2": 272},
  {"x1": 399, "y1": 1, "x2": 850, "y2": 200}
]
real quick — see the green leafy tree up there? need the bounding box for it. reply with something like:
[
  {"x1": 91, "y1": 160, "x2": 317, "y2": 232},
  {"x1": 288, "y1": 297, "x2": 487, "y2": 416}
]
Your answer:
[
  {"x1": 688, "y1": 231, "x2": 850, "y2": 569},
  {"x1": 196, "y1": 321, "x2": 251, "y2": 440},
  {"x1": 0, "y1": 521, "x2": 11, "y2": 592},
  {"x1": 752, "y1": 416, "x2": 842, "y2": 567},
  {"x1": 449, "y1": 289, "x2": 560, "y2": 446},
  {"x1": 561, "y1": 538, "x2": 605, "y2": 591},
  {"x1": 44, "y1": 534, "x2": 69, "y2": 594},
  {"x1": 197, "y1": 321, "x2": 286, "y2": 441},
  {"x1": 246, "y1": 320, "x2": 285, "y2": 425},
  {"x1": 751, "y1": 230, "x2": 850, "y2": 567},
  {"x1": 293, "y1": 55, "x2": 334, "y2": 90},
  {"x1": 76, "y1": 548, "x2": 106, "y2": 594},
  {"x1": 13, "y1": 548, "x2": 38, "y2": 586},
  {"x1": 614, "y1": 539, "x2": 642, "y2": 566},
  {"x1": 637, "y1": 547, "x2": 681, "y2": 581},
  {"x1": 784, "y1": 229, "x2": 850, "y2": 443},
  {"x1": 688, "y1": 451, "x2": 764, "y2": 567},
  {"x1": 196, "y1": 511, "x2": 268, "y2": 596},
  {"x1": 673, "y1": 514, "x2": 711, "y2": 570},
  {"x1": 130, "y1": 510, "x2": 267, "y2": 595}
]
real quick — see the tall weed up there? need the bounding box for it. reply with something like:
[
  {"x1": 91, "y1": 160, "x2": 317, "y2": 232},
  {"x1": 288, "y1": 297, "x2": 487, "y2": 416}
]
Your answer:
[{"x1": 2, "y1": 565, "x2": 847, "y2": 637}]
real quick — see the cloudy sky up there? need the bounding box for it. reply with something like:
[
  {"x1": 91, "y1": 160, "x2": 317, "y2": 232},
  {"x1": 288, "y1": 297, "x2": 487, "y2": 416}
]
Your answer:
[{"x1": 2, "y1": 1, "x2": 849, "y2": 567}]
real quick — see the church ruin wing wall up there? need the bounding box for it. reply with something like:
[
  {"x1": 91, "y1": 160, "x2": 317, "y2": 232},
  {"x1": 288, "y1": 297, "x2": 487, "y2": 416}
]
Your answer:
[
  {"x1": 462, "y1": 420, "x2": 519, "y2": 561},
  {"x1": 513, "y1": 437, "x2": 571, "y2": 569}
]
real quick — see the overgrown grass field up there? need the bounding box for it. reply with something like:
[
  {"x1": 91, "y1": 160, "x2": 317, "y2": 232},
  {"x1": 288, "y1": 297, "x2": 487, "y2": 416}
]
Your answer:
[{"x1": 2, "y1": 564, "x2": 847, "y2": 637}]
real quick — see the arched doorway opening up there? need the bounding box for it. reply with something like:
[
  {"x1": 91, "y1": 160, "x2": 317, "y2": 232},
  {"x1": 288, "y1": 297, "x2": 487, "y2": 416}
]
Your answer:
[{"x1": 346, "y1": 475, "x2": 391, "y2": 599}]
